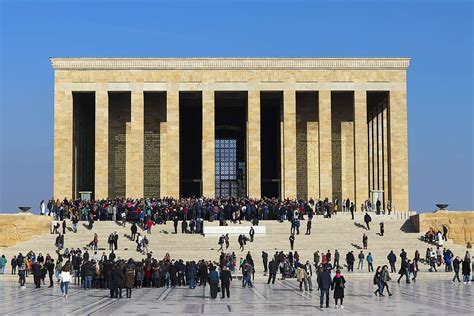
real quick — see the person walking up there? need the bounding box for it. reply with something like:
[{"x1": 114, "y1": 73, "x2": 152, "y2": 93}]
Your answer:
[
  {"x1": 331, "y1": 269, "x2": 346, "y2": 309},
  {"x1": 296, "y1": 263, "x2": 308, "y2": 291},
  {"x1": 373, "y1": 266, "x2": 384, "y2": 296},
  {"x1": 381, "y1": 265, "x2": 393, "y2": 296},
  {"x1": 60, "y1": 261, "x2": 71, "y2": 298},
  {"x1": 45, "y1": 258, "x2": 55, "y2": 288},
  {"x1": 453, "y1": 256, "x2": 461, "y2": 282},
  {"x1": 350, "y1": 202, "x2": 355, "y2": 220},
  {"x1": 317, "y1": 266, "x2": 332, "y2": 308},
  {"x1": 379, "y1": 222, "x2": 384, "y2": 236},
  {"x1": 397, "y1": 259, "x2": 410, "y2": 284},
  {"x1": 363, "y1": 234, "x2": 368, "y2": 249},
  {"x1": 364, "y1": 212, "x2": 372, "y2": 230},
  {"x1": 334, "y1": 250, "x2": 340, "y2": 269},
  {"x1": 289, "y1": 234, "x2": 295, "y2": 250},
  {"x1": 220, "y1": 266, "x2": 232, "y2": 298}
]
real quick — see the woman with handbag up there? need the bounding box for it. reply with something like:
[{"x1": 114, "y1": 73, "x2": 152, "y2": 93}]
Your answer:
[{"x1": 331, "y1": 269, "x2": 346, "y2": 309}]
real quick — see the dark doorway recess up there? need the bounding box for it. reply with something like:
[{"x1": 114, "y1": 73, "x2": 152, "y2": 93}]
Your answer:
[
  {"x1": 215, "y1": 92, "x2": 247, "y2": 197},
  {"x1": 179, "y1": 92, "x2": 203, "y2": 197},
  {"x1": 261, "y1": 91, "x2": 282, "y2": 198},
  {"x1": 73, "y1": 92, "x2": 95, "y2": 199}
]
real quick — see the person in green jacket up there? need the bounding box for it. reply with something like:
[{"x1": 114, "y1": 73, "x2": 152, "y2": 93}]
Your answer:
[{"x1": 0, "y1": 255, "x2": 7, "y2": 274}]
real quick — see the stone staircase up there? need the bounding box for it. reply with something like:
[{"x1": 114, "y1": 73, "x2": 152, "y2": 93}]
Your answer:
[{"x1": 0, "y1": 212, "x2": 468, "y2": 273}]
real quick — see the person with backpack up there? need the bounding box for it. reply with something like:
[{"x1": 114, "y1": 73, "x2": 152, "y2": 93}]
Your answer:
[{"x1": 364, "y1": 212, "x2": 372, "y2": 230}]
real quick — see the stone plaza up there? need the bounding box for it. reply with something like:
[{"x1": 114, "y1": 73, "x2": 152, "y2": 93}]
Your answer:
[
  {"x1": 0, "y1": 274, "x2": 472, "y2": 315},
  {"x1": 52, "y1": 57, "x2": 409, "y2": 211}
]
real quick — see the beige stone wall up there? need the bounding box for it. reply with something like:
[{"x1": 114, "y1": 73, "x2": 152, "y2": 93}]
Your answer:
[
  {"x1": 247, "y1": 90, "x2": 261, "y2": 198},
  {"x1": 319, "y1": 90, "x2": 332, "y2": 200},
  {"x1": 389, "y1": 89, "x2": 409, "y2": 211},
  {"x1": 283, "y1": 89, "x2": 297, "y2": 199},
  {"x1": 411, "y1": 211, "x2": 474, "y2": 245},
  {"x1": 354, "y1": 91, "x2": 368, "y2": 209},
  {"x1": 202, "y1": 90, "x2": 215, "y2": 198},
  {"x1": 95, "y1": 89, "x2": 108, "y2": 199},
  {"x1": 0, "y1": 214, "x2": 51, "y2": 247}
]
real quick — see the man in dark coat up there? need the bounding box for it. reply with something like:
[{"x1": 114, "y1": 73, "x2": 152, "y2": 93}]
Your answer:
[
  {"x1": 364, "y1": 213, "x2": 372, "y2": 230},
  {"x1": 262, "y1": 251, "x2": 268, "y2": 274},
  {"x1": 317, "y1": 267, "x2": 332, "y2": 308},
  {"x1": 131, "y1": 224, "x2": 138, "y2": 240},
  {"x1": 220, "y1": 266, "x2": 232, "y2": 298},
  {"x1": 32, "y1": 261, "x2": 43, "y2": 288},
  {"x1": 346, "y1": 251, "x2": 355, "y2": 272},
  {"x1": 267, "y1": 259, "x2": 278, "y2": 284},
  {"x1": 387, "y1": 250, "x2": 397, "y2": 273},
  {"x1": 45, "y1": 258, "x2": 55, "y2": 288}
]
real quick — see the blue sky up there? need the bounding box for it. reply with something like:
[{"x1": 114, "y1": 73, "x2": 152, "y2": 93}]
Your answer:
[{"x1": 0, "y1": 0, "x2": 472, "y2": 213}]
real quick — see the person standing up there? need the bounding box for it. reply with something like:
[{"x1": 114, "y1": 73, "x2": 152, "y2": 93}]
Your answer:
[
  {"x1": 124, "y1": 263, "x2": 135, "y2": 298},
  {"x1": 60, "y1": 261, "x2": 71, "y2": 298},
  {"x1": 387, "y1": 250, "x2": 397, "y2": 273},
  {"x1": 331, "y1": 269, "x2": 346, "y2": 309},
  {"x1": 367, "y1": 253, "x2": 374, "y2": 272},
  {"x1": 363, "y1": 234, "x2": 368, "y2": 249},
  {"x1": 113, "y1": 231, "x2": 119, "y2": 251},
  {"x1": 305, "y1": 260, "x2": 313, "y2": 291},
  {"x1": 220, "y1": 266, "x2": 232, "y2": 298},
  {"x1": 45, "y1": 258, "x2": 55, "y2": 288},
  {"x1": 350, "y1": 202, "x2": 355, "y2": 220},
  {"x1": 267, "y1": 259, "x2": 278, "y2": 284},
  {"x1": 131, "y1": 223, "x2": 138, "y2": 240},
  {"x1": 11, "y1": 255, "x2": 17, "y2": 275},
  {"x1": 208, "y1": 266, "x2": 219, "y2": 298},
  {"x1": 462, "y1": 258, "x2": 471, "y2": 284},
  {"x1": 453, "y1": 256, "x2": 461, "y2": 282},
  {"x1": 249, "y1": 227, "x2": 255, "y2": 242},
  {"x1": 173, "y1": 216, "x2": 179, "y2": 234},
  {"x1": 262, "y1": 251, "x2": 268, "y2": 274},
  {"x1": 379, "y1": 222, "x2": 384, "y2": 236},
  {"x1": 346, "y1": 251, "x2": 355, "y2": 272},
  {"x1": 32, "y1": 260, "x2": 43, "y2": 288},
  {"x1": 306, "y1": 220, "x2": 312, "y2": 235},
  {"x1": 289, "y1": 234, "x2": 295, "y2": 250},
  {"x1": 358, "y1": 251, "x2": 365, "y2": 270},
  {"x1": 18, "y1": 261, "x2": 26, "y2": 288},
  {"x1": 317, "y1": 267, "x2": 332, "y2": 308},
  {"x1": 334, "y1": 250, "x2": 340, "y2": 269},
  {"x1": 0, "y1": 255, "x2": 7, "y2": 274}
]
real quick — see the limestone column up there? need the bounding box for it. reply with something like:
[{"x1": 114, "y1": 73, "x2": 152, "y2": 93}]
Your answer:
[
  {"x1": 126, "y1": 86, "x2": 144, "y2": 198},
  {"x1": 95, "y1": 89, "x2": 108, "y2": 199},
  {"x1": 54, "y1": 85, "x2": 73, "y2": 199},
  {"x1": 318, "y1": 90, "x2": 332, "y2": 200},
  {"x1": 202, "y1": 90, "x2": 215, "y2": 198},
  {"x1": 247, "y1": 90, "x2": 261, "y2": 198},
  {"x1": 389, "y1": 89, "x2": 409, "y2": 212},
  {"x1": 283, "y1": 89, "x2": 297, "y2": 198},
  {"x1": 354, "y1": 90, "x2": 369, "y2": 210},
  {"x1": 166, "y1": 89, "x2": 180, "y2": 198}
]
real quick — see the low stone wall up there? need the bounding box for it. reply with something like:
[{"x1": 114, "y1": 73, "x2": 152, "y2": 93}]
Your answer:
[
  {"x1": 410, "y1": 211, "x2": 474, "y2": 245},
  {"x1": 0, "y1": 213, "x2": 51, "y2": 247}
]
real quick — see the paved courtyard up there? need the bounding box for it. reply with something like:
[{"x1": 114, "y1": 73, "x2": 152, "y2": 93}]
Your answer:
[{"x1": 0, "y1": 275, "x2": 472, "y2": 315}]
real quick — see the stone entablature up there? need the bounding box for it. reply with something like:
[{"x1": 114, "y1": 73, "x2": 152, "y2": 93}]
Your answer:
[{"x1": 51, "y1": 57, "x2": 410, "y2": 70}]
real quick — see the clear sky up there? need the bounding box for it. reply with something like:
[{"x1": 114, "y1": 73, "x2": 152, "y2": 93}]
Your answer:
[{"x1": 0, "y1": 0, "x2": 473, "y2": 213}]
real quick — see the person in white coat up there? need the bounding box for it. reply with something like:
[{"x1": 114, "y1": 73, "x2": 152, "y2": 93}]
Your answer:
[
  {"x1": 60, "y1": 261, "x2": 71, "y2": 298},
  {"x1": 40, "y1": 200, "x2": 46, "y2": 215}
]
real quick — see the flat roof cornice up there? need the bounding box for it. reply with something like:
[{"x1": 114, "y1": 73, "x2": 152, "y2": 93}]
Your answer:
[{"x1": 50, "y1": 57, "x2": 410, "y2": 70}]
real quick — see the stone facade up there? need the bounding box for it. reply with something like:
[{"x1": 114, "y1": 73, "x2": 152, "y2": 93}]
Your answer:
[
  {"x1": 411, "y1": 211, "x2": 474, "y2": 246},
  {"x1": 51, "y1": 57, "x2": 410, "y2": 210}
]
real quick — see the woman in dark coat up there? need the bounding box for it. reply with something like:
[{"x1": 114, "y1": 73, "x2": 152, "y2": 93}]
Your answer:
[
  {"x1": 331, "y1": 269, "x2": 346, "y2": 309},
  {"x1": 108, "y1": 265, "x2": 118, "y2": 298}
]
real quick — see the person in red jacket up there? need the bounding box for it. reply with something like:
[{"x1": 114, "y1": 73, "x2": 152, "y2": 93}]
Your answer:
[{"x1": 146, "y1": 218, "x2": 153, "y2": 234}]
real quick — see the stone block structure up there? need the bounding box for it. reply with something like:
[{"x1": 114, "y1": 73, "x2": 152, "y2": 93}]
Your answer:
[
  {"x1": 51, "y1": 57, "x2": 410, "y2": 211},
  {"x1": 411, "y1": 211, "x2": 474, "y2": 245}
]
